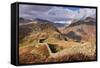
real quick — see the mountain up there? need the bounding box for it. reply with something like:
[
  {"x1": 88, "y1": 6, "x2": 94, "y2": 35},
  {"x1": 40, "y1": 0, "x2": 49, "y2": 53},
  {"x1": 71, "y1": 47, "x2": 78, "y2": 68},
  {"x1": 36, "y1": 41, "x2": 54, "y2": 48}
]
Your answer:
[
  {"x1": 19, "y1": 17, "x2": 32, "y2": 23},
  {"x1": 68, "y1": 17, "x2": 96, "y2": 27},
  {"x1": 84, "y1": 17, "x2": 96, "y2": 23},
  {"x1": 61, "y1": 17, "x2": 96, "y2": 43},
  {"x1": 19, "y1": 18, "x2": 67, "y2": 45},
  {"x1": 54, "y1": 23, "x2": 66, "y2": 27},
  {"x1": 33, "y1": 19, "x2": 68, "y2": 28},
  {"x1": 19, "y1": 18, "x2": 96, "y2": 64}
]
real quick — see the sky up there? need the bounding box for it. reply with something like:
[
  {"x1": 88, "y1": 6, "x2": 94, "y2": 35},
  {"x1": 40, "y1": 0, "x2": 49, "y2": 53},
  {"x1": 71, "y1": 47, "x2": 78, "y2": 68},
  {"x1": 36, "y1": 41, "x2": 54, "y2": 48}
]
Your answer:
[{"x1": 19, "y1": 4, "x2": 96, "y2": 24}]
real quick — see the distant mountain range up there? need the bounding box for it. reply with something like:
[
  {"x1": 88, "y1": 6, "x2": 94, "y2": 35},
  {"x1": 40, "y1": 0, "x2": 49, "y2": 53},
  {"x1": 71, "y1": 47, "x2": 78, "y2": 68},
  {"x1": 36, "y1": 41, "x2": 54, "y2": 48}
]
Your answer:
[
  {"x1": 19, "y1": 17, "x2": 32, "y2": 23},
  {"x1": 19, "y1": 17, "x2": 67, "y2": 27},
  {"x1": 19, "y1": 17, "x2": 96, "y2": 43}
]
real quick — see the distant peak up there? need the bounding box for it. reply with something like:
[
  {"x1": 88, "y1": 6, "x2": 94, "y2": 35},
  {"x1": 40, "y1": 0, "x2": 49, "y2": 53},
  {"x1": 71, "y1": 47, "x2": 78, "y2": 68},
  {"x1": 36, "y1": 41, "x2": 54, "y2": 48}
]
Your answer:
[{"x1": 33, "y1": 18, "x2": 53, "y2": 23}]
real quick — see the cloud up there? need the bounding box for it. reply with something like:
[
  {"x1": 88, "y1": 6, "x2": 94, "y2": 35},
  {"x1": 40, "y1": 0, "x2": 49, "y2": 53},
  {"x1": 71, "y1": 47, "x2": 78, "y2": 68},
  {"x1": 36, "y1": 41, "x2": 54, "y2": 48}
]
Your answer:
[
  {"x1": 78, "y1": 8, "x2": 96, "y2": 19},
  {"x1": 19, "y1": 4, "x2": 53, "y2": 19},
  {"x1": 19, "y1": 4, "x2": 96, "y2": 23}
]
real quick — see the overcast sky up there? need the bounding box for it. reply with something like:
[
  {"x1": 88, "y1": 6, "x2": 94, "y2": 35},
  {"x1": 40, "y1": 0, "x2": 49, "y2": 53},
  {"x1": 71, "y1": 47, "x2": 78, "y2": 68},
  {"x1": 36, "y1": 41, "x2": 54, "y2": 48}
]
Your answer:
[{"x1": 19, "y1": 4, "x2": 96, "y2": 23}]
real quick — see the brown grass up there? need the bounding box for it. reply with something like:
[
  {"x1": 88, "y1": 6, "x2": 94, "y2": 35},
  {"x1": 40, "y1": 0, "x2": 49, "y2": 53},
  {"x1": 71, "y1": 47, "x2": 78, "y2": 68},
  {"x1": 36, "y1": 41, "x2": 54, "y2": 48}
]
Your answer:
[
  {"x1": 19, "y1": 43, "x2": 50, "y2": 64},
  {"x1": 45, "y1": 53, "x2": 96, "y2": 62},
  {"x1": 19, "y1": 41, "x2": 96, "y2": 64}
]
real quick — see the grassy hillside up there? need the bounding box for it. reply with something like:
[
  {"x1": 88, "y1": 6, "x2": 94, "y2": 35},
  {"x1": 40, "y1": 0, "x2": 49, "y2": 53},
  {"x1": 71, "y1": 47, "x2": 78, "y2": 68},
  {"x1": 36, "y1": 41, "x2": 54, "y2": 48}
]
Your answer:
[{"x1": 19, "y1": 18, "x2": 96, "y2": 64}]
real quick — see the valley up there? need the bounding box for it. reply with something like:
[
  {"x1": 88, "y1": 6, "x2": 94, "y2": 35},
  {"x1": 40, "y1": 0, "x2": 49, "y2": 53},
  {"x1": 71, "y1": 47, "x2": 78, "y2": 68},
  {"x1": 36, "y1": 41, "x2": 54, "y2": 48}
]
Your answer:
[{"x1": 19, "y1": 18, "x2": 96, "y2": 64}]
